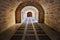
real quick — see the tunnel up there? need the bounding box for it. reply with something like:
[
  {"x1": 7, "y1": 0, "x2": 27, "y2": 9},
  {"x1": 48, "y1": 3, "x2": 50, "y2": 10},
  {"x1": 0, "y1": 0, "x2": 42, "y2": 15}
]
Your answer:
[
  {"x1": 15, "y1": 1, "x2": 44, "y2": 23},
  {"x1": 20, "y1": 6, "x2": 39, "y2": 23},
  {"x1": 0, "y1": 0, "x2": 60, "y2": 40},
  {"x1": 27, "y1": 12, "x2": 32, "y2": 17}
]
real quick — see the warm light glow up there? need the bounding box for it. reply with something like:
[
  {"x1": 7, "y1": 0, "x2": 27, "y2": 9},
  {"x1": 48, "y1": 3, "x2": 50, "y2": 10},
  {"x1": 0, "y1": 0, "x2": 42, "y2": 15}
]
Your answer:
[{"x1": 21, "y1": 6, "x2": 39, "y2": 23}]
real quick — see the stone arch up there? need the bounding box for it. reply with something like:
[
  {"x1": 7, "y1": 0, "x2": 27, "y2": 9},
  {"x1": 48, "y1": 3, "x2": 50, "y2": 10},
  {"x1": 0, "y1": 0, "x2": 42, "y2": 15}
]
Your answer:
[
  {"x1": 15, "y1": 1, "x2": 44, "y2": 23},
  {"x1": 27, "y1": 12, "x2": 32, "y2": 17}
]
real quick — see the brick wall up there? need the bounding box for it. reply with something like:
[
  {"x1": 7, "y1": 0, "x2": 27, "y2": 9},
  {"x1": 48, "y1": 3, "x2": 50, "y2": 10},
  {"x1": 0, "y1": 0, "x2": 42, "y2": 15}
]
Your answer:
[
  {"x1": 0, "y1": 0, "x2": 60, "y2": 32},
  {"x1": 39, "y1": 0, "x2": 60, "y2": 32}
]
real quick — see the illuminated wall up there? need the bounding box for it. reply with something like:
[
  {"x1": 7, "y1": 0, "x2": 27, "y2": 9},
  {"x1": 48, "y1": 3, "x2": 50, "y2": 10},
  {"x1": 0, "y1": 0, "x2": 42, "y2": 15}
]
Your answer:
[
  {"x1": 21, "y1": 6, "x2": 39, "y2": 23},
  {"x1": 0, "y1": 0, "x2": 60, "y2": 32}
]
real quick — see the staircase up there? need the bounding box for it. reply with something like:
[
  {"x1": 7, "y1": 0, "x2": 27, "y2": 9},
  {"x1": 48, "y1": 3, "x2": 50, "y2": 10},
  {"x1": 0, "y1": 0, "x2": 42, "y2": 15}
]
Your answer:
[{"x1": 10, "y1": 23, "x2": 51, "y2": 40}]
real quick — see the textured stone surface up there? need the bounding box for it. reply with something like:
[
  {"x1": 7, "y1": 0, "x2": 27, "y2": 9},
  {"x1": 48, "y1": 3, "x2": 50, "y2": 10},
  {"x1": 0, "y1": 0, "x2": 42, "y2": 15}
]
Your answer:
[{"x1": 0, "y1": 0, "x2": 60, "y2": 32}]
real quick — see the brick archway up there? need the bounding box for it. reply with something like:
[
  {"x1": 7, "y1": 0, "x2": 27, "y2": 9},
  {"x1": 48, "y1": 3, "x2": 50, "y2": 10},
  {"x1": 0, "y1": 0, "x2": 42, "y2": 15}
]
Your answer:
[
  {"x1": 27, "y1": 12, "x2": 32, "y2": 17},
  {"x1": 15, "y1": 1, "x2": 44, "y2": 23}
]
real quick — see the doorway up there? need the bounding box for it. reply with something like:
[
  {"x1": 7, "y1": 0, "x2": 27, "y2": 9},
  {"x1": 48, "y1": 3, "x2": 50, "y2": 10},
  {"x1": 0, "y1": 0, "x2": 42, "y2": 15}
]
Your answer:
[
  {"x1": 21, "y1": 6, "x2": 39, "y2": 23},
  {"x1": 15, "y1": 1, "x2": 44, "y2": 23},
  {"x1": 27, "y1": 12, "x2": 32, "y2": 17}
]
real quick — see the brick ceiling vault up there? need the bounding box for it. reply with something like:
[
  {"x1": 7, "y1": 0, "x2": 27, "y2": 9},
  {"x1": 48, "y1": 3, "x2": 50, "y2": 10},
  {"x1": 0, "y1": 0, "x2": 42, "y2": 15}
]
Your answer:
[
  {"x1": 0, "y1": 0, "x2": 60, "y2": 32},
  {"x1": 15, "y1": 1, "x2": 44, "y2": 23}
]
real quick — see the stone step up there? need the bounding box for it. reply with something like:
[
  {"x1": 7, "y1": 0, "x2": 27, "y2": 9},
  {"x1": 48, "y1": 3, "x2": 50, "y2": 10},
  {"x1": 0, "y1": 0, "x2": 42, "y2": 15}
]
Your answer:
[
  {"x1": 14, "y1": 34, "x2": 23, "y2": 36},
  {"x1": 10, "y1": 23, "x2": 51, "y2": 40},
  {"x1": 10, "y1": 35, "x2": 22, "y2": 40},
  {"x1": 38, "y1": 36, "x2": 51, "y2": 40},
  {"x1": 38, "y1": 34, "x2": 47, "y2": 36},
  {"x1": 26, "y1": 34, "x2": 35, "y2": 36},
  {"x1": 26, "y1": 30, "x2": 34, "y2": 34},
  {"x1": 25, "y1": 36, "x2": 36, "y2": 40},
  {"x1": 37, "y1": 30, "x2": 45, "y2": 34},
  {"x1": 27, "y1": 28, "x2": 33, "y2": 30}
]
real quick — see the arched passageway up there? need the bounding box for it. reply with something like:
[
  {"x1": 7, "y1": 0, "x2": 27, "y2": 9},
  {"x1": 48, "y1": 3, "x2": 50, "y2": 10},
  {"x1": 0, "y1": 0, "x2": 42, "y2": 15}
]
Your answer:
[
  {"x1": 21, "y1": 6, "x2": 39, "y2": 23},
  {"x1": 27, "y1": 12, "x2": 32, "y2": 17},
  {"x1": 0, "y1": 0, "x2": 60, "y2": 40},
  {"x1": 15, "y1": 1, "x2": 44, "y2": 23}
]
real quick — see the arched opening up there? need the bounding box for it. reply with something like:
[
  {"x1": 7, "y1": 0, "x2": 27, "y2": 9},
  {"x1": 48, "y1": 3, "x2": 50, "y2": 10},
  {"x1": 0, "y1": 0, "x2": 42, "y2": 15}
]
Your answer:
[
  {"x1": 21, "y1": 6, "x2": 39, "y2": 23},
  {"x1": 15, "y1": 1, "x2": 44, "y2": 23},
  {"x1": 27, "y1": 12, "x2": 32, "y2": 17}
]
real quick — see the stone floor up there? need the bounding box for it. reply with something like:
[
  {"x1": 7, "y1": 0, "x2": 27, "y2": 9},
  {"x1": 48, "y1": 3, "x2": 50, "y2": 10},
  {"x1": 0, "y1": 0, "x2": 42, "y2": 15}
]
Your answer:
[
  {"x1": 0, "y1": 23, "x2": 60, "y2": 40},
  {"x1": 10, "y1": 23, "x2": 51, "y2": 40},
  {"x1": 22, "y1": 17, "x2": 38, "y2": 23}
]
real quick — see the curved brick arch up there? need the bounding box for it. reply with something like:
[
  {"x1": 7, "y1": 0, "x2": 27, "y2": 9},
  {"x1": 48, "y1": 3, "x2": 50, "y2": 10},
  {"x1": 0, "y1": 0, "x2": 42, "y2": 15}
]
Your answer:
[
  {"x1": 15, "y1": 1, "x2": 45, "y2": 23},
  {"x1": 27, "y1": 12, "x2": 32, "y2": 17}
]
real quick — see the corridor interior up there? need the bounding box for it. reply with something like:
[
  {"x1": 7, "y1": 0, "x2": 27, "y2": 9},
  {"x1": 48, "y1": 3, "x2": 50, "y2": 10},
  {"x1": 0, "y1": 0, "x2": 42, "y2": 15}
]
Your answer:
[
  {"x1": 0, "y1": 18, "x2": 60, "y2": 40},
  {"x1": 10, "y1": 23, "x2": 51, "y2": 40},
  {"x1": 0, "y1": 0, "x2": 60, "y2": 40},
  {"x1": 10, "y1": 18, "x2": 60, "y2": 40},
  {"x1": 10, "y1": 15, "x2": 51, "y2": 40}
]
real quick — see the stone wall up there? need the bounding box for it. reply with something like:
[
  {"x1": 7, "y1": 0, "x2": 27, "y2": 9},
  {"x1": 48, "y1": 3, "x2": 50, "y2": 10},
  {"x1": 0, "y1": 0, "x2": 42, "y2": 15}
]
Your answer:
[
  {"x1": 0, "y1": 0, "x2": 20, "y2": 32},
  {"x1": 0, "y1": 0, "x2": 60, "y2": 32},
  {"x1": 39, "y1": 0, "x2": 60, "y2": 32}
]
